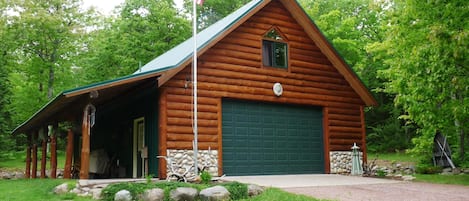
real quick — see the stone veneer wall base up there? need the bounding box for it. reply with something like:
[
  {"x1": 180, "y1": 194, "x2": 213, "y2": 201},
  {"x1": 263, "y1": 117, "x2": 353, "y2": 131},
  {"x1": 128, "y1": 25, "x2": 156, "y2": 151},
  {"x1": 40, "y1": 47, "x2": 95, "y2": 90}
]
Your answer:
[
  {"x1": 166, "y1": 149, "x2": 218, "y2": 178},
  {"x1": 330, "y1": 151, "x2": 363, "y2": 174}
]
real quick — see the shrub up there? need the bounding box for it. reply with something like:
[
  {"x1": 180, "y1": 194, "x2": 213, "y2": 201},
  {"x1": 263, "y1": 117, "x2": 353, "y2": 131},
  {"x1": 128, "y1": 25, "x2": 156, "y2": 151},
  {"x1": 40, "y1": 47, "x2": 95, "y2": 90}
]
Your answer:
[
  {"x1": 200, "y1": 171, "x2": 212, "y2": 184},
  {"x1": 221, "y1": 182, "x2": 248, "y2": 200},
  {"x1": 376, "y1": 169, "x2": 386, "y2": 177},
  {"x1": 415, "y1": 164, "x2": 443, "y2": 174},
  {"x1": 101, "y1": 182, "x2": 149, "y2": 201},
  {"x1": 102, "y1": 181, "x2": 250, "y2": 201}
]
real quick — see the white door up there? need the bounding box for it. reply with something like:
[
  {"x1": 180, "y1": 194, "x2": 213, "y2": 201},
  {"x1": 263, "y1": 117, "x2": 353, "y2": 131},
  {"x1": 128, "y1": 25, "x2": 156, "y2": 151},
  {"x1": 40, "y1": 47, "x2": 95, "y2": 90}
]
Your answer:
[{"x1": 133, "y1": 117, "x2": 145, "y2": 178}]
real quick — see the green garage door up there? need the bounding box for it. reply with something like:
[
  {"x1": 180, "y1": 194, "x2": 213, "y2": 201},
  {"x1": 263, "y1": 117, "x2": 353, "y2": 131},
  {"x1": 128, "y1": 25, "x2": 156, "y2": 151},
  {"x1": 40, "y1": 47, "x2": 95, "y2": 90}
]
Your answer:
[{"x1": 222, "y1": 100, "x2": 324, "y2": 176}]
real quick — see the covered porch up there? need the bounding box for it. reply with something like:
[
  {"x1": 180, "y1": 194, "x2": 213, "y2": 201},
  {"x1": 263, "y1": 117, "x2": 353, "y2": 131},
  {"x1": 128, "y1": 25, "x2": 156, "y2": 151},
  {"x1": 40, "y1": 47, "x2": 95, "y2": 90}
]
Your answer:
[{"x1": 12, "y1": 73, "x2": 161, "y2": 179}]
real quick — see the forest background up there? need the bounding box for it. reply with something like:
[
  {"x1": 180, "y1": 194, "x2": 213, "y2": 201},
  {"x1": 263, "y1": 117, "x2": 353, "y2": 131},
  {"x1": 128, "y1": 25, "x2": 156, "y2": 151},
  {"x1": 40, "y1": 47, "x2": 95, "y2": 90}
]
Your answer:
[{"x1": 0, "y1": 0, "x2": 467, "y2": 166}]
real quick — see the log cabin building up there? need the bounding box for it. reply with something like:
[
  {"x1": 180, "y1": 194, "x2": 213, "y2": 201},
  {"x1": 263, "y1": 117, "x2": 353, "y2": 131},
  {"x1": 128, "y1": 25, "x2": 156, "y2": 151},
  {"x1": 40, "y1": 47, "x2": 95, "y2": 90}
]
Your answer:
[{"x1": 12, "y1": 0, "x2": 377, "y2": 179}]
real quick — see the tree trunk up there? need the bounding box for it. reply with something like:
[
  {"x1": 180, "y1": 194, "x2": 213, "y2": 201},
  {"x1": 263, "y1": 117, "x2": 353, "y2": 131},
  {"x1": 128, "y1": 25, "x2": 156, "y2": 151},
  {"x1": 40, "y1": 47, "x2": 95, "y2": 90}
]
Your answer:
[
  {"x1": 48, "y1": 65, "x2": 54, "y2": 99},
  {"x1": 460, "y1": 121, "x2": 465, "y2": 160}
]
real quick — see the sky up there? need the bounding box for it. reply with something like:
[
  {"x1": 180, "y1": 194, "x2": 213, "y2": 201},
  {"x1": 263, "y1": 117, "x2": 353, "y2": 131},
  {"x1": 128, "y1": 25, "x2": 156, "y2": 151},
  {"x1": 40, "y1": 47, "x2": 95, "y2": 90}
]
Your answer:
[{"x1": 82, "y1": 0, "x2": 184, "y2": 15}]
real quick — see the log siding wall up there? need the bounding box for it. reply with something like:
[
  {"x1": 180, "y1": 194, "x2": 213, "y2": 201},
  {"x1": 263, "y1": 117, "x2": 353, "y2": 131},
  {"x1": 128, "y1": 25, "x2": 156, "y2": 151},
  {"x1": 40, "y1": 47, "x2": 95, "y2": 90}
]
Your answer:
[{"x1": 159, "y1": 1, "x2": 366, "y2": 174}]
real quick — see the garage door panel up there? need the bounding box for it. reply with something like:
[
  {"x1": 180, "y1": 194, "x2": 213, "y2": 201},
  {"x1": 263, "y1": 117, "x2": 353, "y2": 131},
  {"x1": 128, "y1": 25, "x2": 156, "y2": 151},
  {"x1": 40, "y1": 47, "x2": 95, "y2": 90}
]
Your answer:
[{"x1": 222, "y1": 100, "x2": 324, "y2": 175}]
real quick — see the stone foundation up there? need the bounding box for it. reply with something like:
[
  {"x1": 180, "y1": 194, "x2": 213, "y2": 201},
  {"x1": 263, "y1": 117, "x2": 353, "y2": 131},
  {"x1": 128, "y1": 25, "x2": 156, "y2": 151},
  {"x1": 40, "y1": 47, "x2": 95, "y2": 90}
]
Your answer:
[
  {"x1": 330, "y1": 151, "x2": 363, "y2": 174},
  {"x1": 166, "y1": 149, "x2": 218, "y2": 177}
]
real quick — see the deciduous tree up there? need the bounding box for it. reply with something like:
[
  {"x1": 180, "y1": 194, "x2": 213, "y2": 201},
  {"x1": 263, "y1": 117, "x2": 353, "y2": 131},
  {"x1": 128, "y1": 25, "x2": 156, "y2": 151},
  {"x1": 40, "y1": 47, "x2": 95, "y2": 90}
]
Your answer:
[
  {"x1": 299, "y1": 0, "x2": 414, "y2": 152},
  {"x1": 79, "y1": 0, "x2": 191, "y2": 82},
  {"x1": 7, "y1": 0, "x2": 95, "y2": 124},
  {"x1": 376, "y1": 0, "x2": 468, "y2": 161}
]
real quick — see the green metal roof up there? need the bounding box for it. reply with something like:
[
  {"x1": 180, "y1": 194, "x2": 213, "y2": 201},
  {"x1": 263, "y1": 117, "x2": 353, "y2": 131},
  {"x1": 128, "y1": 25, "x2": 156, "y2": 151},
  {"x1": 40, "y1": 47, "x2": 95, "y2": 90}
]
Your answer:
[{"x1": 133, "y1": 0, "x2": 263, "y2": 75}]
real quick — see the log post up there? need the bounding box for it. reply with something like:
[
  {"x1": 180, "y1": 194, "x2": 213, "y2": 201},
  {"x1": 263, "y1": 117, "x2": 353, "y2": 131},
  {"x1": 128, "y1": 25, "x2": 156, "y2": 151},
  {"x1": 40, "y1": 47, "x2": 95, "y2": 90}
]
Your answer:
[
  {"x1": 50, "y1": 124, "x2": 58, "y2": 179},
  {"x1": 80, "y1": 104, "x2": 94, "y2": 179},
  {"x1": 360, "y1": 106, "x2": 367, "y2": 163},
  {"x1": 158, "y1": 88, "x2": 168, "y2": 179},
  {"x1": 64, "y1": 129, "x2": 74, "y2": 179},
  {"x1": 40, "y1": 127, "x2": 47, "y2": 178},
  {"x1": 32, "y1": 131, "x2": 38, "y2": 179},
  {"x1": 25, "y1": 134, "x2": 32, "y2": 179},
  {"x1": 323, "y1": 107, "x2": 331, "y2": 174}
]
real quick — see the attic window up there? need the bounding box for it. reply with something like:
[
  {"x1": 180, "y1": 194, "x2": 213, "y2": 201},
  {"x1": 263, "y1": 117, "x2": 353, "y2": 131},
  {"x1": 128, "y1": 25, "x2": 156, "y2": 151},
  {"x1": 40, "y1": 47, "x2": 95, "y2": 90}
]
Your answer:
[{"x1": 262, "y1": 29, "x2": 288, "y2": 69}]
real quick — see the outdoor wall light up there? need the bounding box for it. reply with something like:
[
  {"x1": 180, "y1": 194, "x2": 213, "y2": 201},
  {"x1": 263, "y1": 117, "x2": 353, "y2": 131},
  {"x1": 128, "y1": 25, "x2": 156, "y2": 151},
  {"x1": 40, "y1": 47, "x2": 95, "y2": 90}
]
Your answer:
[{"x1": 273, "y1": 82, "x2": 283, "y2": 96}]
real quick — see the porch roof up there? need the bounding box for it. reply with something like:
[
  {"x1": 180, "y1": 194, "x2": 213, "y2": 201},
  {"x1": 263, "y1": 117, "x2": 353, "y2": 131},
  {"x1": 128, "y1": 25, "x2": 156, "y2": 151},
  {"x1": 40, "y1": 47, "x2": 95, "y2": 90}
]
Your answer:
[{"x1": 11, "y1": 72, "x2": 162, "y2": 135}]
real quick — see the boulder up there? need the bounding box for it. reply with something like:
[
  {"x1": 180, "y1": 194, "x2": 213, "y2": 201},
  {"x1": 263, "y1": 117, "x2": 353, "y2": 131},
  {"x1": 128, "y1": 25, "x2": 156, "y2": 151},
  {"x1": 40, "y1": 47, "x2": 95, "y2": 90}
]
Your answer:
[
  {"x1": 14, "y1": 172, "x2": 24, "y2": 179},
  {"x1": 247, "y1": 184, "x2": 263, "y2": 196},
  {"x1": 464, "y1": 169, "x2": 469, "y2": 174},
  {"x1": 442, "y1": 167, "x2": 452, "y2": 173},
  {"x1": 142, "y1": 188, "x2": 164, "y2": 201},
  {"x1": 402, "y1": 175, "x2": 416, "y2": 181},
  {"x1": 1, "y1": 172, "x2": 12, "y2": 179},
  {"x1": 199, "y1": 186, "x2": 230, "y2": 201},
  {"x1": 114, "y1": 190, "x2": 132, "y2": 201},
  {"x1": 452, "y1": 168, "x2": 461, "y2": 174},
  {"x1": 70, "y1": 187, "x2": 82, "y2": 194},
  {"x1": 53, "y1": 183, "x2": 69, "y2": 194},
  {"x1": 90, "y1": 188, "x2": 103, "y2": 200},
  {"x1": 170, "y1": 187, "x2": 198, "y2": 201}
]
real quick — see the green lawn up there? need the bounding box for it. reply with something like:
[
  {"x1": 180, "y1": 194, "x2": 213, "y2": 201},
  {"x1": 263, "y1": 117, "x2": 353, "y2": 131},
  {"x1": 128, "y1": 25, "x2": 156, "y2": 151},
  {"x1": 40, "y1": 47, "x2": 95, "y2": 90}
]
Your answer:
[
  {"x1": 241, "y1": 188, "x2": 328, "y2": 201},
  {"x1": 415, "y1": 174, "x2": 469, "y2": 186},
  {"x1": 368, "y1": 152, "x2": 420, "y2": 163},
  {"x1": 0, "y1": 150, "x2": 65, "y2": 171},
  {"x1": 0, "y1": 179, "x2": 327, "y2": 201},
  {"x1": 0, "y1": 179, "x2": 94, "y2": 201}
]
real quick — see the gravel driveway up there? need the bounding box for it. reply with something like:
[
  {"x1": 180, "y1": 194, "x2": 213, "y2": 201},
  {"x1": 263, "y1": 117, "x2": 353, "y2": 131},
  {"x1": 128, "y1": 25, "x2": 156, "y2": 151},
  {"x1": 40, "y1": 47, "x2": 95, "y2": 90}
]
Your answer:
[
  {"x1": 223, "y1": 174, "x2": 469, "y2": 201},
  {"x1": 284, "y1": 182, "x2": 469, "y2": 201}
]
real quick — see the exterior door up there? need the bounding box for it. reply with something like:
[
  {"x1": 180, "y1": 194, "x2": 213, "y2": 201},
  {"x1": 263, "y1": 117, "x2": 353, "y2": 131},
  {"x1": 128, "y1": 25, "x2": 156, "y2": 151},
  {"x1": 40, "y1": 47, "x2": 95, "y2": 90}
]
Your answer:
[
  {"x1": 133, "y1": 117, "x2": 146, "y2": 178},
  {"x1": 222, "y1": 100, "x2": 324, "y2": 175}
]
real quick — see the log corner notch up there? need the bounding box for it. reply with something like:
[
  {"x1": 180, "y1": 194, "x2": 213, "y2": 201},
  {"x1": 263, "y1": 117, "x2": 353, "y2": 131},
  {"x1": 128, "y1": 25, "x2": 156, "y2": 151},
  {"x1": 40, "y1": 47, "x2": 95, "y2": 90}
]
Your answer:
[{"x1": 80, "y1": 104, "x2": 96, "y2": 179}]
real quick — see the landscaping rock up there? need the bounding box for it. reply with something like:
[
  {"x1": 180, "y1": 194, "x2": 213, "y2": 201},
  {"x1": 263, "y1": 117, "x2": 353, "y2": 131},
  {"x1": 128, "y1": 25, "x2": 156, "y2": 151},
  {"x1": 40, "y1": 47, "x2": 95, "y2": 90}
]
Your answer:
[
  {"x1": 402, "y1": 175, "x2": 415, "y2": 181},
  {"x1": 199, "y1": 185, "x2": 230, "y2": 201},
  {"x1": 70, "y1": 187, "x2": 82, "y2": 194},
  {"x1": 170, "y1": 187, "x2": 198, "y2": 201},
  {"x1": 90, "y1": 188, "x2": 103, "y2": 200},
  {"x1": 442, "y1": 167, "x2": 452, "y2": 173},
  {"x1": 115, "y1": 190, "x2": 132, "y2": 201},
  {"x1": 1, "y1": 172, "x2": 12, "y2": 179},
  {"x1": 14, "y1": 172, "x2": 24, "y2": 179},
  {"x1": 142, "y1": 188, "x2": 164, "y2": 201},
  {"x1": 464, "y1": 169, "x2": 469, "y2": 174},
  {"x1": 403, "y1": 168, "x2": 413, "y2": 175},
  {"x1": 53, "y1": 183, "x2": 69, "y2": 194},
  {"x1": 452, "y1": 168, "x2": 461, "y2": 174},
  {"x1": 247, "y1": 184, "x2": 263, "y2": 196}
]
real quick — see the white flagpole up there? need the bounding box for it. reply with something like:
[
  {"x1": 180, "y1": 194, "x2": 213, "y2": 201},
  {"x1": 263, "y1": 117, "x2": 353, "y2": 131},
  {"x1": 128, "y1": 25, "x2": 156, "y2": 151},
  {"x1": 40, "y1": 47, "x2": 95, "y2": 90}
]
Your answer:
[{"x1": 192, "y1": 0, "x2": 199, "y2": 177}]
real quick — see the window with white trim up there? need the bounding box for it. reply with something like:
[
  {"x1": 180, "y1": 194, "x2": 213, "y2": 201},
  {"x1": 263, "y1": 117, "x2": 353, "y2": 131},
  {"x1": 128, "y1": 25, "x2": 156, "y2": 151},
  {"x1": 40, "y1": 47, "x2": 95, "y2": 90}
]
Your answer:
[{"x1": 262, "y1": 29, "x2": 288, "y2": 69}]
